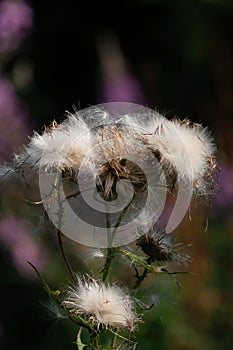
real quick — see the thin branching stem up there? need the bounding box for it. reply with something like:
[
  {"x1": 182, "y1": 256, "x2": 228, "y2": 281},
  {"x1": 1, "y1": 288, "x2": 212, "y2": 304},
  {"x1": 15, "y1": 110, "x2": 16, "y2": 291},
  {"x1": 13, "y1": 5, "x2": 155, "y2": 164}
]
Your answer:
[
  {"x1": 102, "y1": 247, "x2": 117, "y2": 282},
  {"x1": 101, "y1": 191, "x2": 137, "y2": 283},
  {"x1": 54, "y1": 173, "x2": 78, "y2": 284},
  {"x1": 57, "y1": 227, "x2": 77, "y2": 284},
  {"x1": 132, "y1": 266, "x2": 149, "y2": 291}
]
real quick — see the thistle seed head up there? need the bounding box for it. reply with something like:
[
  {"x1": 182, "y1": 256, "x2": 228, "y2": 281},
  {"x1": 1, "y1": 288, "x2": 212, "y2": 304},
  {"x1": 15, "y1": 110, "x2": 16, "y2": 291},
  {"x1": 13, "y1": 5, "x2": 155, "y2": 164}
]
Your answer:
[
  {"x1": 136, "y1": 228, "x2": 192, "y2": 266},
  {"x1": 62, "y1": 275, "x2": 139, "y2": 331}
]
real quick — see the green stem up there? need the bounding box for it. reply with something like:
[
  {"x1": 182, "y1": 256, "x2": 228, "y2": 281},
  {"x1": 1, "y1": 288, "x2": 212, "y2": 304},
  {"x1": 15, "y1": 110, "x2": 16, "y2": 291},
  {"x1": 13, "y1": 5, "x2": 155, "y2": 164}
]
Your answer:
[
  {"x1": 132, "y1": 267, "x2": 149, "y2": 291},
  {"x1": 112, "y1": 192, "x2": 136, "y2": 236},
  {"x1": 57, "y1": 228, "x2": 77, "y2": 284},
  {"x1": 101, "y1": 192, "x2": 137, "y2": 283},
  {"x1": 101, "y1": 247, "x2": 117, "y2": 282},
  {"x1": 89, "y1": 332, "x2": 100, "y2": 349},
  {"x1": 111, "y1": 331, "x2": 117, "y2": 348},
  {"x1": 54, "y1": 173, "x2": 77, "y2": 284}
]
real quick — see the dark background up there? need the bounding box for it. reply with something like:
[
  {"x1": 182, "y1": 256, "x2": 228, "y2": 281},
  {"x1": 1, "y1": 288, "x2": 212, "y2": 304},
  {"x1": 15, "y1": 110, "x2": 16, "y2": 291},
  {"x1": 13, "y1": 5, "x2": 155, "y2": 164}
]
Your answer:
[{"x1": 0, "y1": 1, "x2": 233, "y2": 349}]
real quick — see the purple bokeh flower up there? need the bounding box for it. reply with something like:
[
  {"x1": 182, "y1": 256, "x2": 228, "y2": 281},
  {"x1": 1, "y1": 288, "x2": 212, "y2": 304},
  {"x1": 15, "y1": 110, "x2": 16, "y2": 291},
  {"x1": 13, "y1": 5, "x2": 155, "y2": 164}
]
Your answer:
[
  {"x1": 0, "y1": 216, "x2": 48, "y2": 278},
  {"x1": 97, "y1": 32, "x2": 146, "y2": 105},
  {"x1": 214, "y1": 164, "x2": 233, "y2": 209},
  {"x1": 100, "y1": 75, "x2": 146, "y2": 104},
  {"x1": 0, "y1": 0, "x2": 33, "y2": 52},
  {"x1": 0, "y1": 75, "x2": 29, "y2": 158}
]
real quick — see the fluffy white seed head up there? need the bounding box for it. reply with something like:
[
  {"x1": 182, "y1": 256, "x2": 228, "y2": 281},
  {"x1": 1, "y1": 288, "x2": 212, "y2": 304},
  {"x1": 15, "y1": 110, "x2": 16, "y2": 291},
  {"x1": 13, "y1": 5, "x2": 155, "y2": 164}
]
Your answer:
[
  {"x1": 0, "y1": 104, "x2": 216, "y2": 199},
  {"x1": 14, "y1": 115, "x2": 93, "y2": 172},
  {"x1": 63, "y1": 276, "x2": 138, "y2": 330},
  {"x1": 142, "y1": 117, "x2": 216, "y2": 195}
]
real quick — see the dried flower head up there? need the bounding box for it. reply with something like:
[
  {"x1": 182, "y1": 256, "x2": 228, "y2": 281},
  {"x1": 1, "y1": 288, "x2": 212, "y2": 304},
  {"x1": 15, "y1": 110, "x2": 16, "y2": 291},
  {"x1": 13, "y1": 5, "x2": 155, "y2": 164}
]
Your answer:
[
  {"x1": 62, "y1": 276, "x2": 138, "y2": 330},
  {"x1": 143, "y1": 117, "x2": 217, "y2": 196},
  {"x1": 136, "y1": 227, "x2": 192, "y2": 266},
  {"x1": 13, "y1": 113, "x2": 92, "y2": 173},
  {"x1": 0, "y1": 103, "x2": 217, "y2": 202},
  {"x1": 96, "y1": 157, "x2": 147, "y2": 201}
]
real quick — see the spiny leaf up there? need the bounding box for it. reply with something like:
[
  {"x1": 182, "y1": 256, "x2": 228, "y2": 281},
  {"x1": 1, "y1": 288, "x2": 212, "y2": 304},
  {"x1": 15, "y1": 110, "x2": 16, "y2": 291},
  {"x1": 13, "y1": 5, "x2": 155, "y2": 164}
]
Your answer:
[
  {"x1": 119, "y1": 249, "x2": 191, "y2": 275},
  {"x1": 76, "y1": 327, "x2": 87, "y2": 350}
]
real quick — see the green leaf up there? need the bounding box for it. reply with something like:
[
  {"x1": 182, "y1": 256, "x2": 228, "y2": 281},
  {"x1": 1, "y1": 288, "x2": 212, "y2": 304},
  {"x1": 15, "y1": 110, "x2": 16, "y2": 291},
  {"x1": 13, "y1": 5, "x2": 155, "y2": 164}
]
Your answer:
[
  {"x1": 119, "y1": 249, "x2": 191, "y2": 275},
  {"x1": 76, "y1": 336, "x2": 86, "y2": 350},
  {"x1": 76, "y1": 327, "x2": 87, "y2": 349},
  {"x1": 50, "y1": 290, "x2": 61, "y2": 297}
]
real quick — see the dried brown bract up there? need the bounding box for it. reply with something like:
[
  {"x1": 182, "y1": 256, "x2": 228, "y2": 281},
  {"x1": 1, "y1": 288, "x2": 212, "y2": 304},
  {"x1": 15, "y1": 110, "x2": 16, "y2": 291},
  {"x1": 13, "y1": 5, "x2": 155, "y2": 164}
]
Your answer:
[{"x1": 136, "y1": 229, "x2": 192, "y2": 266}]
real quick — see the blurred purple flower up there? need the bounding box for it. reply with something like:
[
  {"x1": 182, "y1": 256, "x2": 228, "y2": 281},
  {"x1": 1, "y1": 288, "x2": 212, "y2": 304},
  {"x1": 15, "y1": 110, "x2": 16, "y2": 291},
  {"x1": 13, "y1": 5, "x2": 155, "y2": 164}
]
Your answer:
[
  {"x1": 0, "y1": 216, "x2": 48, "y2": 278},
  {"x1": 0, "y1": 0, "x2": 33, "y2": 52},
  {"x1": 0, "y1": 75, "x2": 29, "y2": 158},
  {"x1": 214, "y1": 164, "x2": 233, "y2": 209},
  {"x1": 100, "y1": 75, "x2": 146, "y2": 104},
  {"x1": 96, "y1": 31, "x2": 146, "y2": 104}
]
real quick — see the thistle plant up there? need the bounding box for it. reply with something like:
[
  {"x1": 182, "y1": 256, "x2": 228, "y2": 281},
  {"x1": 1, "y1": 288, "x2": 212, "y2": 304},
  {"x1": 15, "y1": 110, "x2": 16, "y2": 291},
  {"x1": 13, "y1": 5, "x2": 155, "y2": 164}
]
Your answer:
[{"x1": 0, "y1": 102, "x2": 217, "y2": 349}]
